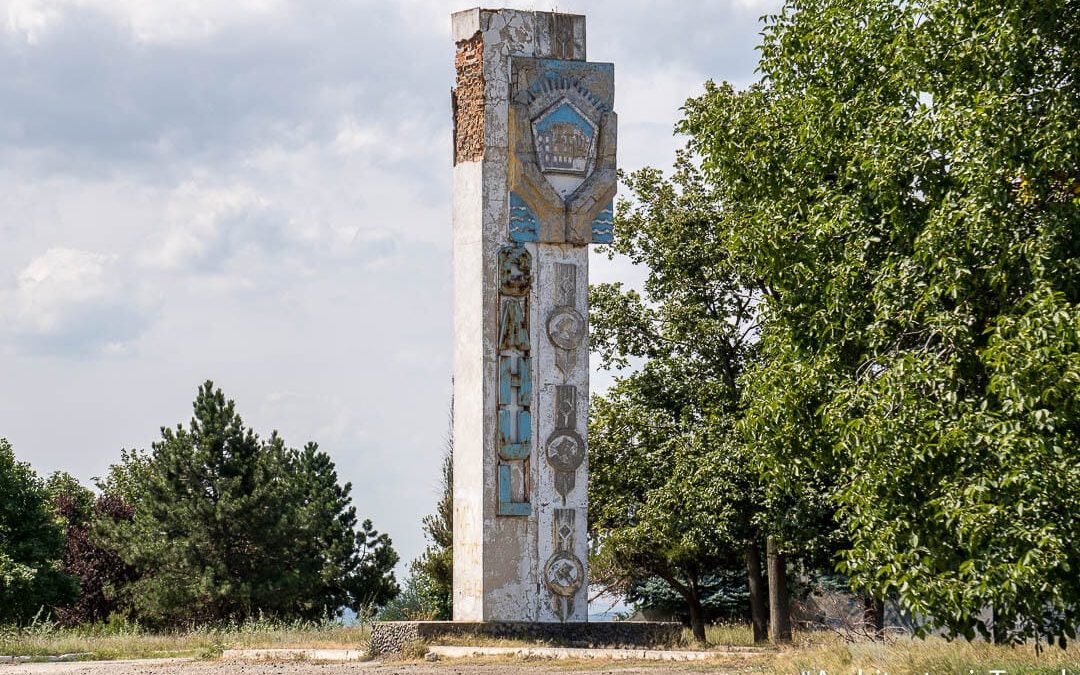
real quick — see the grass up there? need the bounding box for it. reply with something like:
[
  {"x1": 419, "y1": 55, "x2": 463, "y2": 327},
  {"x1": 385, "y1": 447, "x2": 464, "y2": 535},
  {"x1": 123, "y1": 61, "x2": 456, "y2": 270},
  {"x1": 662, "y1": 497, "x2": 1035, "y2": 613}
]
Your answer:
[
  {"x1": 0, "y1": 617, "x2": 371, "y2": 661},
  {"x1": 4, "y1": 618, "x2": 1080, "y2": 673},
  {"x1": 418, "y1": 632, "x2": 1080, "y2": 673},
  {"x1": 772, "y1": 632, "x2": 1080, "y2": 675},
  {"x1": 699, "y1": 622, "x2": 760, "y2": 648}
]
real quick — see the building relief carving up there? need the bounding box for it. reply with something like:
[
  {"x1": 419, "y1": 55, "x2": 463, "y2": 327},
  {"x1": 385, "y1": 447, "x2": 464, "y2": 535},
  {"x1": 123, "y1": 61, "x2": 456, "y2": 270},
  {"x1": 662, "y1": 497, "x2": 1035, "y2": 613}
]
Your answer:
[
  {"x1": 546, "y1": 263, "x2": 585, "y2": 377},
  {"x1": 544, "y1": 508, "x2": 584, "y2": 621},
  {"x1": 508, "y1": 57, "x2": 616, "y2": 245},
  {"x1": 545, "y1": 384, "x2": 584, "y2": 501},
  {"x1": 496, "y1": 246, "x2": 533, "y2": 517}
]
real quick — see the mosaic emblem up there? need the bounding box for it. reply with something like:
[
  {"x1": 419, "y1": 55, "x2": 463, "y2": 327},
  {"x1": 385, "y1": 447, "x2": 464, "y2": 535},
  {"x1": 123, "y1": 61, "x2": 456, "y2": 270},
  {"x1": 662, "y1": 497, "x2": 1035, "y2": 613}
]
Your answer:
[
  {"x1": 533, "y1": 101, "x2": 596, "y2": 176},
  {"x1": 544, "y1": 550, "x2": 584, "y2": 598},
  {"x1": 547, "y1": 383, "x2": 584, "y2": 501},
  {"x1": 545, "y1": 509, "x2": 583, "y2": 620},
  {"x1": 509, "y1": 57, "x2": 616, "y2": 243}
]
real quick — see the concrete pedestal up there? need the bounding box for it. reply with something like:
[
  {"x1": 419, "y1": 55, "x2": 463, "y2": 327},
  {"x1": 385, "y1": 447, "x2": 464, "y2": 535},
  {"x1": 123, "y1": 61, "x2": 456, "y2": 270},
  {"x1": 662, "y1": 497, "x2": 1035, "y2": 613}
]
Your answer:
[{"x1": 370, "y1": 621, "x2": 682, "y2": 656}]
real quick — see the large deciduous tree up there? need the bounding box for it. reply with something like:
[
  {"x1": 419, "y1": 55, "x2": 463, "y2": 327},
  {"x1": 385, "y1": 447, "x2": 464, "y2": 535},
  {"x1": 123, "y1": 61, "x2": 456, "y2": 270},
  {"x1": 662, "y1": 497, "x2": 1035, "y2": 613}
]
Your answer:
[
  {"x1": 588, "y1": 160, "x2": 777, "y2": 643},
  {"x1": 681, "y1": 0, "x2": 1079, "y2": 643},
  {"x1": 54, "y1": 491, "x2": 138, "y2": 627},
  {"x1": 0, "y1": 440, "x2": 77, "y2": 623}
]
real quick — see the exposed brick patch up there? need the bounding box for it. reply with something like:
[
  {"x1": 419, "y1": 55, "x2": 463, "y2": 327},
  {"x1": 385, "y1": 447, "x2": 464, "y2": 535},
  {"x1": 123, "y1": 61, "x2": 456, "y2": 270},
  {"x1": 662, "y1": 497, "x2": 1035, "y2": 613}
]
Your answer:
[{"x1": 452, "y1": 32, "x2": 484, "y2": 165}]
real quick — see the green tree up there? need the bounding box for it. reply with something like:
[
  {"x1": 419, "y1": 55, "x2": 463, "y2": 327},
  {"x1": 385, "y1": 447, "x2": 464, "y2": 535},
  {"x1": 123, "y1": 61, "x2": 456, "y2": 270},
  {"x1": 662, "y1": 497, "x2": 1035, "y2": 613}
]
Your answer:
[
  {"x1": 347, "y1": 519, "x2": 401, "y2": 617},
  {"x1": 0, "y1": 439, "x2": 77, "y2": 623},
  {"x1": 681, "y1": 0, "x2": 1079, "y2": 643},
  {"x1": 410, "y1": 418, "x2": 453, "y2": 620},
  {"x1": 45, "y1": 472, "x2": 95, "y2": 526},
  {"x1": 102, "y1": 381, "x2": 398, "y2": 625},
  {"x1": 588, "y1": 160, "x2": 780, "y2": 643},
  {"x1": 55, "y1": 492, "x2": 137, "y2": 626}
]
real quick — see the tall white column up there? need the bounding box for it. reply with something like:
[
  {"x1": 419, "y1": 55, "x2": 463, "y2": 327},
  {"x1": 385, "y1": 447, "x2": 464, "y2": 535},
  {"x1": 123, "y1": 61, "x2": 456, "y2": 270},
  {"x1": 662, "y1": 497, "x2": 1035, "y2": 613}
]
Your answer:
[{"x1": 451, "y1": 7, "x2": 615, "y2": 623}]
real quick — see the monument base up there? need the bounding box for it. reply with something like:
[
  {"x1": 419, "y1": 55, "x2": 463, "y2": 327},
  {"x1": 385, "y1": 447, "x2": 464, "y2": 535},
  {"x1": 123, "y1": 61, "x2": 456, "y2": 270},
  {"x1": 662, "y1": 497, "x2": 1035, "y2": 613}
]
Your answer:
[{"x1": 370, "y1": 621, "x2": 682, "y2": 656}]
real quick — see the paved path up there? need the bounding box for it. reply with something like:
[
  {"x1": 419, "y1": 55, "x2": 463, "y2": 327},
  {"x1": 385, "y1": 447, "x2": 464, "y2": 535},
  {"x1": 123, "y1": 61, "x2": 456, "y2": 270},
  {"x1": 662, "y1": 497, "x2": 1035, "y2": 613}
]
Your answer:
[{"x1": 224, "y1": 647, "x2": 762, "y2": 662}]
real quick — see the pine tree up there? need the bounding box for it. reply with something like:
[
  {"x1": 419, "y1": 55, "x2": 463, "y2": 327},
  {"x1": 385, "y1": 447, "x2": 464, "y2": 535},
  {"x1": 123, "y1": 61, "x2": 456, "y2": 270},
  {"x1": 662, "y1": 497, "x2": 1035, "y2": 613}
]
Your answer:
[{"x1": 102, "y1": 381, "x2": 398, "y2": 625}]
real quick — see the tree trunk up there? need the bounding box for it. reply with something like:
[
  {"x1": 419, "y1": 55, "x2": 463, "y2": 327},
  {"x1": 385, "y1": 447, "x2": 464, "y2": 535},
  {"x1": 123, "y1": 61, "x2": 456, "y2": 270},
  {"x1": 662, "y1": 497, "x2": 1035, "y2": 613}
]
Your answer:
[
  {"x1": 767, "y1": 536, "x2": 792, "y2": 644},
  {"x1": 862, "y1": 596, "x2": 884, "y2": 639},
  {"x1": 991, "y1": 603, "x2": 1007, "y2": 645},
  {"x1": 745, "y1": 542, "x2": 768, "y2": 643},
  {"x1": 686, "y1": 577, "x2": 707, "y2": 644}
]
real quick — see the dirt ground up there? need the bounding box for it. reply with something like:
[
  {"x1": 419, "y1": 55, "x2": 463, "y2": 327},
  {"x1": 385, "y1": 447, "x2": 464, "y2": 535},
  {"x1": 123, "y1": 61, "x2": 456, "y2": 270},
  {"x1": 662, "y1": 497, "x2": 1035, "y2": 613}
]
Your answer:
[{"x1": 0, "y1": 658, "x2": 754, "y2": 675}]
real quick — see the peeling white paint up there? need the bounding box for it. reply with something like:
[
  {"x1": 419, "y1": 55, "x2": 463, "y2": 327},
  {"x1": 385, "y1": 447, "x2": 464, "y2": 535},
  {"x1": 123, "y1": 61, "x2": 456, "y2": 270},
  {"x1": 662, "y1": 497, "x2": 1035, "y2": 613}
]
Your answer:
[{"x1": 452, "y1": 7, "x2": 600, "y2": 623}]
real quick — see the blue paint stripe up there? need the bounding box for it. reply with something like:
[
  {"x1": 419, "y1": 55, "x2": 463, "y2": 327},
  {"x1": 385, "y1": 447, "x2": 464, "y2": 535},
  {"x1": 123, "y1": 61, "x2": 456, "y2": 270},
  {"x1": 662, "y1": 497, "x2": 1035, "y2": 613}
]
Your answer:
[
  {"x1": 498, "y1": 410, "x2": 513, "y2": 448},
  {"x1": 509, "y1": 192, "x2": 538, "y2": 242},
  {"x1": 518, "y1": 411, "x2": 532, "y2": 443},
  {"x1": 502, "y1": 441, "x2": 530, "y2": 461},
  {"x1": 518, "y1": 357, "x2": 532, "y2": 398},
  {"x1": 499, "y1": 501, "x2": 531, "y2": 517},
  {"x1": 498, "y1": 464, "x2": 512, "y2": 502},
  {"x1": 591, "y1": 200, "x2": 615, "y2": 243},
  {"x1": 497, "y1": 465, "x2": 531, "y2": 517},
  {"x1": 498, "y1": 357, "x2": 512, "y2": 404}
]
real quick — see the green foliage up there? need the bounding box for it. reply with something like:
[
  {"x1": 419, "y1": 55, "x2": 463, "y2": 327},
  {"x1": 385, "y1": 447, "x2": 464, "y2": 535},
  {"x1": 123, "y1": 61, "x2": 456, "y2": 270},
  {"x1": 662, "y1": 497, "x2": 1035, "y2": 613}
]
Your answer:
[
  {"x1": 45, "y1": 472, "x2": 95, "y2": 527},
  {"x1": 681, "y1": 0, "x2": 1080, "y2": 643},
  {"x1": 99, "y1": 381, "x2": 398, "y2": 626},
  {"x1": 55, "y1": 493, "x2": 137, "y2": 627},
  {"x1": 348, "y1": 519, "x2": 400, "y2": 616},
  {"x1": 376, "y1": 567, "x2": 443, "y2": 622},
  {"x1": 0, "y1": 439, "x2": 78, "y2": 623},
  {"x1": 588, "y1": 159, "x2": 776, "y2": 641},
  {"x1": 628, "y1": 573, "x2": 751, "y2": 624},
  {"x1": 410, "y1": 426, "x2": 453, "y2": 621}
]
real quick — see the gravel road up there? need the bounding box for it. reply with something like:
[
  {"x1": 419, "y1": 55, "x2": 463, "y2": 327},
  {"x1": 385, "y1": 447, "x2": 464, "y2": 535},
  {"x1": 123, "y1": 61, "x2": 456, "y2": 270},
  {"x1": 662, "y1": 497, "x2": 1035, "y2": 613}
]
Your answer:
[{"x1": 0, "y1": 658, "x2": 747, "y2": 675}]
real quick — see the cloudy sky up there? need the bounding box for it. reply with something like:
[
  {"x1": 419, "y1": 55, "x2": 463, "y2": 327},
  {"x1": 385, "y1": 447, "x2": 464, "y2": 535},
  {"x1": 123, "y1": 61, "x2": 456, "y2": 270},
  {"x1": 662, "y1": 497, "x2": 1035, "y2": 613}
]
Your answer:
[{"x1": 0, "y1": 0, "x2": 778, "y2": 575}]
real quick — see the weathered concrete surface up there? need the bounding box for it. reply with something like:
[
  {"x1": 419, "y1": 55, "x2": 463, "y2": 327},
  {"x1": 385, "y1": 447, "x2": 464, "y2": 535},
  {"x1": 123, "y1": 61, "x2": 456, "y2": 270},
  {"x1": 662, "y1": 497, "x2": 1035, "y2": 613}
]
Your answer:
[
  {"x1": 429, "y1": 646, "x2": 765, "y2": 661},
  {"x1": 369, "y1": 622, "x2": 679, "y2": 656},
  {"x1": 222, "y1": 646, "x2": 764, "y2": 664},
  {"x1": 222, "y1": 650, "x2": 369, "y2": 662},
  {"x1": 450, "y1": 7, "x2": 615, "y2": 625}
]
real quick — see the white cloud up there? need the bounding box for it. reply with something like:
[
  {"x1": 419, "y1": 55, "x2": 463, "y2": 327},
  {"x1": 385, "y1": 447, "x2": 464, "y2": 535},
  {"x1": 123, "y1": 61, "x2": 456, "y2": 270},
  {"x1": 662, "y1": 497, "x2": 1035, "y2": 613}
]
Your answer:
[
  {"x1": 1, "y1": 247, "x2": 152, "y2": 355},
  {"x1": 143, "y1": 182, "x2": 269, "y2": 272},
  {"x1": 333, "y1": 117, "x2": 381, "y2": 155},
  {"x1": 2, "y1": 0, "x2": 289, "y2": 44},
  {"x1": 4, "y1": 0, "x2": 62, "y2": 44},
  {"x1": 0, "y1": 0, "x2": 774, "y2": 572}
]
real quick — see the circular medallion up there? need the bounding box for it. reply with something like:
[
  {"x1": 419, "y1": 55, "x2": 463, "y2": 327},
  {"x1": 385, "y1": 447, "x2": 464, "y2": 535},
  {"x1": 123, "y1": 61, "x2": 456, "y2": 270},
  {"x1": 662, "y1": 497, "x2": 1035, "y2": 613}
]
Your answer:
[
  {"x1": 545, "y1": 431, "x2": 585, "y2": 473},
  {"x1": 544, "y1": 551, "x2": 584, "y2": 597},
  {"x1": 546, "y1": 307, "x2": 585, "y2": 350}
]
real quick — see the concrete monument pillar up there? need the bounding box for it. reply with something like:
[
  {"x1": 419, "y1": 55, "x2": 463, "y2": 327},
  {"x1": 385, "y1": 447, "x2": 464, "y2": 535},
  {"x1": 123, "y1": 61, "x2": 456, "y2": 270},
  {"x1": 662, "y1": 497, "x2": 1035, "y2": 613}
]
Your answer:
[{"x1": 451, "y1": 8, "x2": 615, "y2": 623}]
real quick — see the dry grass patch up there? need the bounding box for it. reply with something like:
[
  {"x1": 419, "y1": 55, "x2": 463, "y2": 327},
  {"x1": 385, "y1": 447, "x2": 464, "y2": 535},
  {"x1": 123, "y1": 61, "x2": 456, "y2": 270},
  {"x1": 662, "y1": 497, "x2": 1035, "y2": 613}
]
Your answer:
[
  {"x1": 0, "y1": 619, "x2": 370, "y2": 661},
  {"x1": 772, "y1": 632, "x2": 1080, "y2": 674}
]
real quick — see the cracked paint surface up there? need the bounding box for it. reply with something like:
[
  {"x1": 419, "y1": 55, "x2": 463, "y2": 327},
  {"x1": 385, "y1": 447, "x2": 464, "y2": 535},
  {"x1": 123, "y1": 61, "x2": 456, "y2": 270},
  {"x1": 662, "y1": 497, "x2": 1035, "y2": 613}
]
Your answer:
[{"x1": 451, "y1": 7, "x2": 611, "y2": 623}]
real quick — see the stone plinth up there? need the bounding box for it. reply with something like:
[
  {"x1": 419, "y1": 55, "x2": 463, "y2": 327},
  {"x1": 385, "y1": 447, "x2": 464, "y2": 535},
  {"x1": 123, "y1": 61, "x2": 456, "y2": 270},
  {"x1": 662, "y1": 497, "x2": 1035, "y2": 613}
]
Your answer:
[{"x1": 369, "y1": 621, "x2": 681, "y2": 656}]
